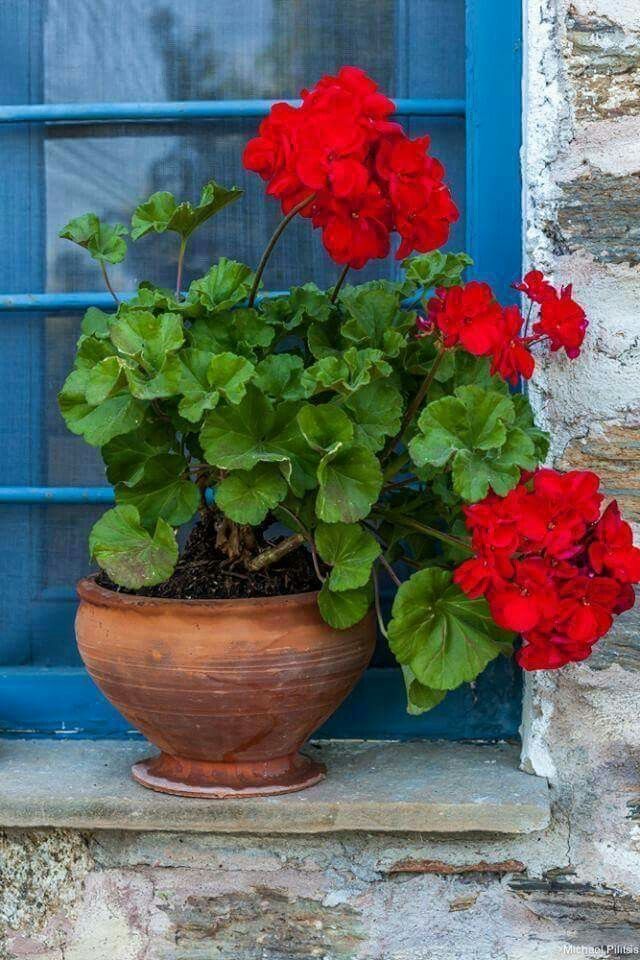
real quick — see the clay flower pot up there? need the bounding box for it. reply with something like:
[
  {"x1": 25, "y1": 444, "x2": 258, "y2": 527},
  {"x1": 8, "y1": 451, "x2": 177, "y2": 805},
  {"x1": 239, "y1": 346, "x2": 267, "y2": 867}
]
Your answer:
[{"x1": 75, "y1": 577, "x2": 375, "y2": 798}]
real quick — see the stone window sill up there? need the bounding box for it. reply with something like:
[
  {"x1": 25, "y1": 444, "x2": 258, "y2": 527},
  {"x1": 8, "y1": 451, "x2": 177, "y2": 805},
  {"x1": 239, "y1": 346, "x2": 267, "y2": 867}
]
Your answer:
[{"x1": 0, "y1": 739, "x2": 549, "y2": 835}]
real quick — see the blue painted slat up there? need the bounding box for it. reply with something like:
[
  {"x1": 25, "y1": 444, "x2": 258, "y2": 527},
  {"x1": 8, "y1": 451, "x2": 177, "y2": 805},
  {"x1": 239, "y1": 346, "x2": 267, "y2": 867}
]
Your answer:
[
  {"x1": 0, "y1": 487, "x2": 114, "y2": 504},
  {"x1": 0, "y1": 664, "x2": 521, "y2": 740},
  {"x1": 0, "y1": 290, "x2": 290, "y2": 312},
  {"x1": 0, "y1": 98, "x2": 466, "y2": 124},
  {"x1": 465, "y1": 0, "x2": 522, "y2": 302}
]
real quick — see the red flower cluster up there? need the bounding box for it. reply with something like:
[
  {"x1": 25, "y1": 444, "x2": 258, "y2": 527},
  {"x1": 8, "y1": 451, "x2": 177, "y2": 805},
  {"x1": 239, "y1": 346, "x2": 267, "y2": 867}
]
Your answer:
[
  {"x1": 514, "y1": 270, "x2": 588, "y2": 359},
  {"x1": 453, "y1": 470, "x2": 640, "y2": 670},
  {"x1": 243, "y1": 67, "x2": 458, "y2": 269},
  {"x1": 426, "y1": 273, "x2": 588, "y2": 385}
]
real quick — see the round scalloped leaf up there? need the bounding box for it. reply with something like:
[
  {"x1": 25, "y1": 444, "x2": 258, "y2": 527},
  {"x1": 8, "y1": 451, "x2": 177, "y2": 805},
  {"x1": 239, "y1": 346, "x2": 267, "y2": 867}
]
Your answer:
[
  {"x1": 89, "y1": 505, "x2": 178, "y2": 589},
  {"x1": 216, "y1": 464, "x2": 288, "y2": 525},
  {"x1": 317, "y1": 581, "x2": 373, "y2": 629},
  {"x1": 315, "y1": 522, "x2": 381, "y2": 592},
  {"x1": 316, "y1": 443, "x2": 383, "y2": 524},
  {"x1": 388, "y1": 568, "x2": 513, "y2": 691}
]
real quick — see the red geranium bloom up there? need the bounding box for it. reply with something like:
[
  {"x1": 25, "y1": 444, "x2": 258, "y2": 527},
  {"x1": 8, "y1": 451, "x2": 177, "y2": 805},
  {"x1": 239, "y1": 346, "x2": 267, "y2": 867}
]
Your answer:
[
  {"x1": 428, "y1": 282, "x2": 502, "y2": 355},
  {"x1": 588, "y1": 501, "x2": 640, "y2": 582},
  {"x1": 534, "y1": 285, "x2": 588, "y2": 358},
  {"x1": 513, "y1": 269, "x2": 557, "y2": 304},
  {"x1": 456, "y1": 469, "x2": 639, "y2": 672},
  {"x1": 319, "y1": 181, "x2": 392, "y2": 269},
  {"x1": 243, "y1": 68, "x2": 457, "y2": 269},
  {"x1": 490, "y1": 306, "x2": 535, "y2": 385}
]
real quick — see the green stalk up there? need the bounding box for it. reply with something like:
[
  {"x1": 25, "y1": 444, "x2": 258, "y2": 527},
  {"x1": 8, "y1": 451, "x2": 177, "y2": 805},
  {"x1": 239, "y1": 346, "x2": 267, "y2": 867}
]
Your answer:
[
  {"x1": 381, "y1": 343, "x2": 445, "y2": 462},
  {"x1": 376, "y1": 510, "x2": 473, "y2": 555},
  {"x1": 175, "y1": 237, "x2": 187, "y2": 299},
  {"x1": 330, "y1": 263, "x2": 350, "y2": 303},
  {"x1": 247, "y1": 193, "x2": 316, "y2": 307}
]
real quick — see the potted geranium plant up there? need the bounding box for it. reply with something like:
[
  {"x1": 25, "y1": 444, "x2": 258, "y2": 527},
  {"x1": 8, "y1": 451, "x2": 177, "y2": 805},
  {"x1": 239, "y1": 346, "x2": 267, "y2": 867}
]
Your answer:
[{"x1": 59, "y1": 67, "x2": 640, "y2": 798}]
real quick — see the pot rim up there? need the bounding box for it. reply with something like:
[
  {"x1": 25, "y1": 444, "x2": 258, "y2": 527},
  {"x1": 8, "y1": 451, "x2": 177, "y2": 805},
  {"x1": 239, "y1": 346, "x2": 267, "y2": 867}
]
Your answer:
[{"x1": 77, "y1": 574, "x2": 321, "y2": 612}]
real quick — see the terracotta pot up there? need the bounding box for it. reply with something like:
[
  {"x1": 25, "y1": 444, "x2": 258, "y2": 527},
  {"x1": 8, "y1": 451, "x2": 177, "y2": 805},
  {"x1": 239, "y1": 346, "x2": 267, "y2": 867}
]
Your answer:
[{"x1": 75, "y1": 577, "x2": 376, "y2": 798}]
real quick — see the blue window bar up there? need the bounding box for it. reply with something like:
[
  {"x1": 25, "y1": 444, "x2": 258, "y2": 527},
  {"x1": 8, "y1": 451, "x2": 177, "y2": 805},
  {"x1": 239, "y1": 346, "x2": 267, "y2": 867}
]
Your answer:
[{"x1": 0, "y1": 0, "x2": 522, "y2": 739}]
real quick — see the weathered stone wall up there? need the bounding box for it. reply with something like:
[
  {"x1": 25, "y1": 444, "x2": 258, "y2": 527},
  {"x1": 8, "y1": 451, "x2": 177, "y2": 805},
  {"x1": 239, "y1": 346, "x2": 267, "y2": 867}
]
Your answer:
[{"x1": 2, "y1": 2, "x2": 640, "y2": 957}]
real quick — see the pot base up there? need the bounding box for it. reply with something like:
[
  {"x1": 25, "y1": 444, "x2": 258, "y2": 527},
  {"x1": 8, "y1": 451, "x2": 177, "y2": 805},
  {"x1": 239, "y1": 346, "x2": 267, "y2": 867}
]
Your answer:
[{"x1": 131, "y1": 750, "x2": 326, "y2": 799}]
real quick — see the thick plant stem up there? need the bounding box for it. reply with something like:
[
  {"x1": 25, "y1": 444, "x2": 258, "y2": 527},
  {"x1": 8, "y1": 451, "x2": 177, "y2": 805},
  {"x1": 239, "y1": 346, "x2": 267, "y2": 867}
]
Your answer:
[
  {"x1": 175, "y1": 238, "x2": 187, "y2": 298},
  {"x1": 100, "y1": 261, "x2": 119, "y2": 304},
  {"x1": 277, "y1": 505, "x2": 325, "y2": 583},
  {"x1": 381, "y1": 343, "x2": 446, "y2": 462},
  {"x1": 246, "y1": 533, "x2": 305, "y2": 572},
  {"x1": 247, "y1": 193, "x2": 316, "y2": 307},
  {"x1": 330, "y1": 263, "x2": 350, "y2": 303}
]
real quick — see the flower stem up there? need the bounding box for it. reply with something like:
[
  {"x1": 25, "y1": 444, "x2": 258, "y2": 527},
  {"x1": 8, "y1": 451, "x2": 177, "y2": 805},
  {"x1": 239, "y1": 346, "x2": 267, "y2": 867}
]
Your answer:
[
  {"x1": 176, "y1": 237, "x2": 187, "y2": 299},
  {"x1": 373, "y1": 568, "x2": 390, "y2": 640},
  {"x1": 381, "y1": 343, "x2": 445, "y2": 462},
  {"x1": 380, "y1": 511, "x2": 473, "y2": 555},
  {"x1": 378, "y1": 553, "x2": 402, "y2": 588},
  {"x1": 100, "y1": 261, "x2": 119, "y2": 304},
  {"x1": 330, "y1": 263, "x2": 350, "y2": 303},
  {"x1": 278, "y1": 504, "x2": 326, "y2": 584},
  {"x1": 248, "y1": 193, "x2": 316, "y2": 307}
]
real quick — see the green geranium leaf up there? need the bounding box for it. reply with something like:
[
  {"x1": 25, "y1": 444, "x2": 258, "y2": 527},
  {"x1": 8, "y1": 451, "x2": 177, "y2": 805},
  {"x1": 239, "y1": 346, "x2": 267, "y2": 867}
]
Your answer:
[
  {"x1": 340, "y1": 286, "x2": 409, "y2": 357},
  {"x1": 297, "y1": 404, "x2": 353, "y2": 453},
  {"x1": 177, "y1": 348, "x2": 220, "y2": 423},
  {"x1": 208, "y1": 352, "x2": 255, "y2": 405},
  {"x1": 200, "y1": 388, "x2": 312, "y2": 487},
  {"x1": 115, "y1": 453, "x2": 199, "y2": 527},
  {"x1": 110, "y1": 309, "x2": 183, "y2": 370},
  {"x1": 512, "y1": 393, "x2": 550, "y2": 463},
  {"x1": 451, "y1": 428, "x2": 537, "y2": 501},
  {"x1": 58, "y1": 369, "x2": 145, "y2": 447},
  {"x1": 316, "y1": 442, "x2": 383, "y2": 523},
  {"x1": 102, "y1": 423, "x2": 174, "y2": 486},
  {"x1": 401, "y1": 666, "x2": 448, "y2": 715},
  {"x1": 89, "y1": 505, "x2": 178, "y2": 589},
  {"x1": 263, "y1": 284, "x2": 333, "y2": 332},
  {"x1": 402, "y1": 251, "x2": 473, "y2": 290},
  {"x1": 388, "y1": 569, "x2": 513, "y2": 691},
  {"x1": 302, "y1": 347, "x2": 392, "y2": 396},
  {"x1": 84, "y1": 356, "x2": 129, "y2": 405},
  {"x1": 233, "y1": 308, "x2": 275, "y2": 349},
  {"x1": 131, "y1": 180, "x2": 243, "y2": 242},
  {"x1": 409, "y1": 385, "x2": 534, "y2": 501},
  {"x1": 59, "y1": 213, "x2": 128, "y2": 264},
  {"x1": 343, "y1": 380, "x2": 403, "y2": 452},
  {"x1": 410, "y1": 385, "x2": 515, "y2": 468},
  {"x1": 74, "y1": 334, "x2": 116, "y2": 371},
  {"x1": 253, "y1": 355, "x2": 309, "y2": 401},
  {"x1": 187, "y1": 259, "x2": 255, "y2": 313},
  {"x1": 317, "y1": 581, "x2": 373, "y2": 629},
  {"x1": 81, "y1": 307, "x2": 112, "y2": 339},
  {"x1": 216, "y1": 463, "x2": 288, "y2": 525},
  {"x1": 315, "y1": 522, "x2": 381, "y2": 592},
  {"x1": 124, "y1": 355, "x2": 182, "y2": 400}
]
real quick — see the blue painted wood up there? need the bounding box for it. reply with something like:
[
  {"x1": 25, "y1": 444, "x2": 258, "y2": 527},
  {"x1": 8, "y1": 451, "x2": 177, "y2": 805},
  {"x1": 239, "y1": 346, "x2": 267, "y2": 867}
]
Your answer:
[
  {"x1": 0, "y1": 4, "x2": 44, "y2": 664},
  {"x1": 0, "y1": 98, "x2": 466, "y2": 124},
  {"x1": 0, "y1": 291, "x2": 290, "y2": 311},
  {"x1": 0, "y1": 664, "x2": 521, "y2": 741},
  {"x1": 0, "y1": 3, "x2": 523, "y2": 738},
  {"x1": 0, "y1": 487, "x2": 114, "y2": 504},
  {"x1": 465, "y1": 0, "x2": 523, "y2": 302}
]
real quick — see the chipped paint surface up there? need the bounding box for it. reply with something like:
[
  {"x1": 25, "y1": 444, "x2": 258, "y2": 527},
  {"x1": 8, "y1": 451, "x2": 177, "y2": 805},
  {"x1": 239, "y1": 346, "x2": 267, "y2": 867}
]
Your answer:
[{"x1": 2, "y1": 1, "x2": 640, "y2": 956}]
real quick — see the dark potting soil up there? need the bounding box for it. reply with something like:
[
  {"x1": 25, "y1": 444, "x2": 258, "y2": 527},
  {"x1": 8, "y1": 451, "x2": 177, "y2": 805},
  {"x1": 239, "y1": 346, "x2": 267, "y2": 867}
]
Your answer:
[{"x1": 96, "y1": 511, "x2": 322, "y2": 601}]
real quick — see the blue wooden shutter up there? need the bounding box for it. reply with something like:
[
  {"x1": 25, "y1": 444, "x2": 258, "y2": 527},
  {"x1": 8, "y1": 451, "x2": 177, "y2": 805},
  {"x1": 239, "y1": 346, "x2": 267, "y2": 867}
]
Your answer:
[{"x1": 0, "y1": 0, "x2": 522, "y2": 739}]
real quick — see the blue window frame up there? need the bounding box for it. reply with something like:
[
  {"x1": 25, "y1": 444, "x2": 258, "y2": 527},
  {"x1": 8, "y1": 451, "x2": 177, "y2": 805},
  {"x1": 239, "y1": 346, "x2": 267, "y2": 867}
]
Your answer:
[{"x1": 0, "y1": 0, "x2": 522, "y2": 739}]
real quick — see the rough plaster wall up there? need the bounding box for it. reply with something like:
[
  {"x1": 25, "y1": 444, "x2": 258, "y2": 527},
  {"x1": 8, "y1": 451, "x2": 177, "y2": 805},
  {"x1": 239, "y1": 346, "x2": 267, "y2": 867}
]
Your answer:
[
  {"x1": 2, "y1": 2, "x2": 640, "y2": 957},
  {"x1": 522, "y1": 0, "x2": 640, "y2": 942}
]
